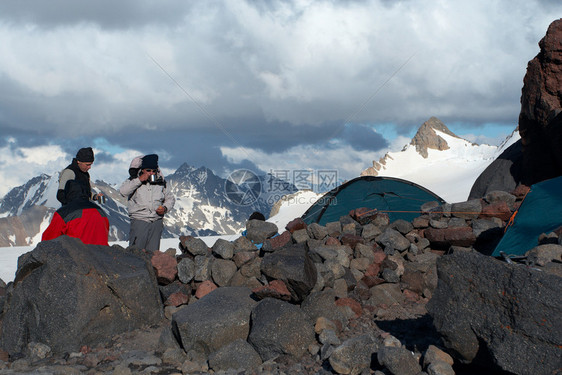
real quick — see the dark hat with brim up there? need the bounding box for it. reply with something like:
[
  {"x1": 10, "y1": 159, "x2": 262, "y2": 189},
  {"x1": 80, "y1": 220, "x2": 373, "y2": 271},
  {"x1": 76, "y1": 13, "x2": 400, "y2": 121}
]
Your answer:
[
  {"x1": 76, "y1": 147, "x2": 95, "y2": 162},
  {"x1": 141, "y1": 154, "x2": 159, "y2": 169}
]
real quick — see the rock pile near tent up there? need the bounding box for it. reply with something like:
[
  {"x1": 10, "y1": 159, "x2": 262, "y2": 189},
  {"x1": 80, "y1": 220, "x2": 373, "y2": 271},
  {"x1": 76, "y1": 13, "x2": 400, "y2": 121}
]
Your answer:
[{"x1": 0, "y1": 188, "x2": 560, "y2": 374}]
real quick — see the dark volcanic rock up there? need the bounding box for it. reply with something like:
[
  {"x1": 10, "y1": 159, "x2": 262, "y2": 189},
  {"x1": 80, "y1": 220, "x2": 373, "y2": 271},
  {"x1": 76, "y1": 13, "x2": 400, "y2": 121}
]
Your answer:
[
  {"x1": 0, "y1": 236, "x2": 163, "y2": 356},
  {"x1": 172, "y1": 286, "x2": 257, "y2": 356},
  {"x1": 470, "y1": 18, "x2": 562, "y2": 199},
  {"x1": 519, "y1": 18, "x2": 562, "y2": 185},
  {"x1": 260, "y1": 243, "x2": 317, "y2": 303},
  {"x1": 248, "y1": 298, "x2": 315, "y2": 361},
  {"x1": 428, "y1": 251, "x2": 562, "y2": 374}
]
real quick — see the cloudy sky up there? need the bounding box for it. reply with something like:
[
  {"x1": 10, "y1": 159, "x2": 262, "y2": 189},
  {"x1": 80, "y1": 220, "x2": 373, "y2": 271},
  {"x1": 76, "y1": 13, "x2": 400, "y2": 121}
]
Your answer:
[{"x1": 0, "y1": 0, "x2": 560, "y2": 198}]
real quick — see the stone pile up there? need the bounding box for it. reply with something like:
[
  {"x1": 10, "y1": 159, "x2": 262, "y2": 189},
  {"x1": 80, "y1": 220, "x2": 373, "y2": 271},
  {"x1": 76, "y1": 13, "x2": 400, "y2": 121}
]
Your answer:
[{"x1": 0, "y1": 187, "x2": 560, "y2": 374}]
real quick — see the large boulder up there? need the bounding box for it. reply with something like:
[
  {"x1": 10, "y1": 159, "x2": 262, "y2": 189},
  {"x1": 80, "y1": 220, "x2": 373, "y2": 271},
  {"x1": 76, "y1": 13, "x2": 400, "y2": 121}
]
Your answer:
[
  {"x1": 172, "y1": 286, "x2": 257, "y2": 355},
  {"x1": 260, "y1": 243, "x2": 317, "y2": 302},
  {"x1": 0, "y1": 236, "x2": 163, "y2": 355},
  {"x1": 247, "y1": 298, "x2": 315, "y2": 361},
  {"x1": 428, "y1": 251, "x2": 562, "y2": 374}
]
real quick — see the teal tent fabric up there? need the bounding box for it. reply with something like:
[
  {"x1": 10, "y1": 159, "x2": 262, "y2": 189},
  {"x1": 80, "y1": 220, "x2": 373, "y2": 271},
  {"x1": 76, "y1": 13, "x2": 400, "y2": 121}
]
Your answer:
[
  {"x1": 301, "y1": 176, "x2": 446, "y2": 226},
  {"x1": 492, "y1": 176, "x2": 562, "y2": 257}
]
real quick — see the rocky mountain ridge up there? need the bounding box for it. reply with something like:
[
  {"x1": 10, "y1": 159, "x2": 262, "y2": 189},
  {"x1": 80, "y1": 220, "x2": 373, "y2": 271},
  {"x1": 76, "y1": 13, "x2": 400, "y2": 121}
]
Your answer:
[{"x1": 0, "y1": 164, "x2": 297, "y2": 247}]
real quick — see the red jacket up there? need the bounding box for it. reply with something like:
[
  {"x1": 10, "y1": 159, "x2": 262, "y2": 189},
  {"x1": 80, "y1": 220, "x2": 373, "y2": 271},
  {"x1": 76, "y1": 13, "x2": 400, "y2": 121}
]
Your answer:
[{"x1": 42, "y1": 203, "x2": 109, "y2": 246}]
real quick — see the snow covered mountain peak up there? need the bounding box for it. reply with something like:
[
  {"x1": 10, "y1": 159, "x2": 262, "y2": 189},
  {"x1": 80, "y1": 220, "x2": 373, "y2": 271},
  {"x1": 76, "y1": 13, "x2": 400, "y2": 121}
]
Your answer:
[
  {"x1": 361, "y1": 118, "x2": 520, "y2": 203},
  {"x1": 409, "y1": 116, "x2": 466, "y2": 158}
]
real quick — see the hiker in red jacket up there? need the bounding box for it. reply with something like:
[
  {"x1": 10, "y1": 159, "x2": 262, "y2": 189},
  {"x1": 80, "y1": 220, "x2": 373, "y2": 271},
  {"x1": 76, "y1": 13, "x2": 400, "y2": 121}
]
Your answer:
[{"x1": 42, "y1": 181, "x2": 109, "y2": 246}]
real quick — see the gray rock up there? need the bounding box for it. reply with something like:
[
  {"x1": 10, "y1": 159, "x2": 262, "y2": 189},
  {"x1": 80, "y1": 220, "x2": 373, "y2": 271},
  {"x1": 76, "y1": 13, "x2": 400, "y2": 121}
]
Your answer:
[
  {"x1": 367, "y1": 283, "x2": 405, "y2": 307},
  {"x1": 447, "y1": 217, "x2": 468, "y2": 228},
  {"x1": 245, "y1": 220, "x2": 279, "y2": 243},
  {"x1": 391, "y1": 219, "x2": 413, "y2": 235},
  {"x1": 211, "y1": 238, "x2": 235, "y2": 260},
  {"x1": 427, "y1": 361, "x2": 455, "y2": 375},
  {"x1": 248, "y1": 298, "x2": 315, "y2": 361},
  {"x1": 177, "y1": 257, "x2": 195, "y2": 284},
  {"x1": 233, "y1": 236, "x2": 258, "y2": 252},
  {"x1": 260, "y1": 243, "x2": 317, "y2": 303},
  {"x1": 182, "y1": 236, "x2": 209, "y2": 256},
  {"x1": 308, "y1": 222, "x2": 329, "y2": 240},
  {"x1": 172, "y1": 286, "x2": 257, "y2": 355},
  {"x1": 428, "y1": 251, "x2": 562, "y2": 374},
  {"x1": 0, "y1": 237, "x2": 163, "y2": 355},
  {"x1": 377, "y1": 346, "x2": 421, "y2": 375},
  {"x1": 381, "y1": 268, "x2": 400, "y2": 283},
  {"x1": 319, "y1": 329, "x2": 341, "y2": 346},
  {"x1": 484, "y1": 190, "x2": 516, "y2": 207},
  {"x1": 325, "y1": 221, "x2": 342, "y2": 237},
  {"x1": 450, "y1": 199, "x2": 482, "y2": 219},
  {"x1": 301, "y1": 289, "x2": 348, "y2": 325},
  {"x1": 378, "y1": 228, "x2": 411, "y2": 252},
  {"x1": 429, "y1": 219, "x2": 448, "y2": 229},
  {"x1": 208, "y1": 338, "x2": 262, "y2": 372},
  {"x1": 194, "y1": 254, "x2": 213, "y2": 281},
  {"x1": 472, "y1": 218, "x2": 501, "y2": 238},
  {"x1": 210, "y1": 258, "x2": 237, "y2": 286},
  {"x1": 309, "y1": 245, "x2": 341, "y2": 263},
  {"x1": 328, "y1": 334, "x2": 378, "y2": 375},
  {"x1": 526, "y1": 244, "x2": 562, "y2": 266},
  {"x1": 361, "y1": 223, "x2": 382, "y2": 240},
  {"x1": 292, "y1": 228, "x2": 311, "y2": 243}
]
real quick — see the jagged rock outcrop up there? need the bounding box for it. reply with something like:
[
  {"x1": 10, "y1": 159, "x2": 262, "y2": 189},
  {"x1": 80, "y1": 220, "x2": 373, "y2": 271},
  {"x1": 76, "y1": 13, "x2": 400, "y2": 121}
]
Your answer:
[
  {"x1": 519, "y1": 18, "x2": 562, "y2": 185},
  {"x1": 470, "y1": 18, "x2": 562, "y2": 198},
  {"x1": 410, "y1": 117, "x2": 459, "y2": 158}
]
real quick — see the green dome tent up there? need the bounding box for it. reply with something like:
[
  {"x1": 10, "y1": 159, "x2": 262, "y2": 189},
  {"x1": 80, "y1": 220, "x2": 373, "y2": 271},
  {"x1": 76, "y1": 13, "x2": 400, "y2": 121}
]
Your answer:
[
  {"x1": 301, "y1": 176, "x2": 446, "y2": 226},
  {"x1": 492, "y1": 175, "x2": 562, "y2": 258}
]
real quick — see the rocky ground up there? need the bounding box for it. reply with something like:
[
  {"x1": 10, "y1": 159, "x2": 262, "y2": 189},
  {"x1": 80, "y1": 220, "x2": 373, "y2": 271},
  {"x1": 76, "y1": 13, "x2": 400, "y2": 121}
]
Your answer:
[{"x1": 1, "y1": 183, "x2": 559, "y2": 375}]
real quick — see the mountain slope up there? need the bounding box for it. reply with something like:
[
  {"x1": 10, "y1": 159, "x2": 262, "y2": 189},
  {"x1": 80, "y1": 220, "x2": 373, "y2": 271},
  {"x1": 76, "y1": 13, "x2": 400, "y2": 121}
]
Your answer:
[
  {"x1": 0, "y1": 164, "x2": 297, "y2": 247},
  {"x1": 361, "y1": 117, "x2": 520, "y2": 203}
]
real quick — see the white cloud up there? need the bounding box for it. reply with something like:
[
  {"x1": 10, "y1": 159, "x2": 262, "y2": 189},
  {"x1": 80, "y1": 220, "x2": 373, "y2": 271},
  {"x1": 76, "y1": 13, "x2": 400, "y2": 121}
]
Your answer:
[{"x1": 220, "y1": 142, "x2": 387, "y2": 183}]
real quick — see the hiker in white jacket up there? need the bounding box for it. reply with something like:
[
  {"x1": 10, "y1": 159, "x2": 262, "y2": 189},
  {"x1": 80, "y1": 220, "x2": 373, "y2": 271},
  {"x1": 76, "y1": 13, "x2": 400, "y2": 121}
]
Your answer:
[{"x1": 119, "y1": 154, "x2": 175, "y2": 252}]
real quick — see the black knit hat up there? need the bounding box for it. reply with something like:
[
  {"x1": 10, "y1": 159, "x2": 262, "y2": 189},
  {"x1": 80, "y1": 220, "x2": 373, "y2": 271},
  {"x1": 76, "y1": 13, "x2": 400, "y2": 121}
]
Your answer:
[
  {"x1": 141, "y1": 154, "x2": 159, "y2": 169},
  {"x1": 76, "y1": 147, "x2": 95, "y2": 162}
]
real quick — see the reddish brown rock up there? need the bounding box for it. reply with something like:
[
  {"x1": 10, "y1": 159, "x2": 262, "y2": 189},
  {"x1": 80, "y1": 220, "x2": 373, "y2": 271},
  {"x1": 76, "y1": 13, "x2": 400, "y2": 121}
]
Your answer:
[
  {"x1": 512, "y1": 184, "x2": 531, "y2": 199},
  {"x1": 233, "y1": 251, "x2": 258, "y2": 268},
  {"x1": 267, "y1": 230, "x2": 292, "y2": 250},
  {"x1": 364, "y1": 262, "x2": 381, "y2": 278},
  {"x1": 165, "y1": 292, "x2": 189, "y2": 307},
  {"x1": 325, "y1": 236, "x2": 341, "y2": 246},
  {"x1": 350, "y1": 207, "x2": 379, "y2": 225},
  {"x1": 424, "y1": 227, "x2": 477, "y2": 249},
  {"x1": 151, "y1": 251, "x2": 178, "y2": 284},
  {"x1": 340, "y1": 233, "x2": 365, "y2": 250},
  {"x1": 360, "y1": 275, "x2": 385, "y2": 288},
  {"x1": 285, "y1": 217, "x2": 307, "y2": 233},
  {"x1": 195, "y1": 280, "x2": 217, "y2": 299},
  {"x1": 519, "y1": 18, "x2": 562, "y2": 185},
  {"x1": 335, "y1": 297, "x2": 362, "y2": 318},
  {"x1": 480, "y1": 201, "x2": 512, "y2": 221},
  {"x1": 372, "y1": 249, "x2": 387, "y2": 264},
  {"x1": 252, "y1": 279, "x2": 292, "y2": 301}
]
